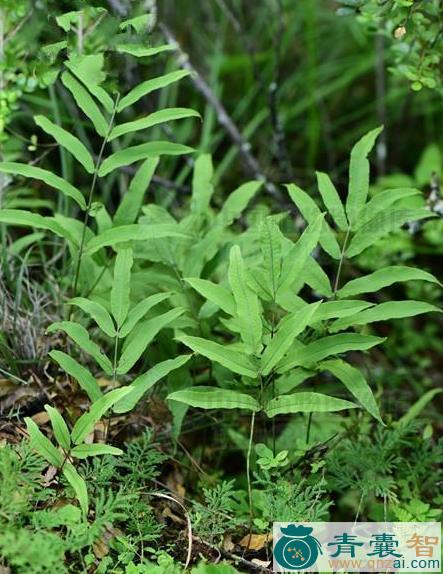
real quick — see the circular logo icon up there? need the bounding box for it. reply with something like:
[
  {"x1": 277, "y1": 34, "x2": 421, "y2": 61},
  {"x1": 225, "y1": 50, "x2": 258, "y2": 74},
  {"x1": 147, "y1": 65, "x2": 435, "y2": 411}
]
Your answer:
[{"x1": 274, "y1": 524, "x2": 322, "y2": 570}]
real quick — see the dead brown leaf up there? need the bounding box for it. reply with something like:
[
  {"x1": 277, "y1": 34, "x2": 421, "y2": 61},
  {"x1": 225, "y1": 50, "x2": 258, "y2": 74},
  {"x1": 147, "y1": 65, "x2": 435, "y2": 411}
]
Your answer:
[
  {"x1": 238, "y1": 533, "x2": 272, "y2": 550},
  {"x1": 32, "y1": 411, "x2": 50, "y2": 425}
]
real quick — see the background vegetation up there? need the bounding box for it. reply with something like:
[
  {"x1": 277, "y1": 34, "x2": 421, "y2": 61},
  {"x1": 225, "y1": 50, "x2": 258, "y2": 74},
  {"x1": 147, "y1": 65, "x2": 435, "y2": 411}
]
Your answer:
[{"x1": 0, "y1": 1, "x2": 441, "y2": 573}]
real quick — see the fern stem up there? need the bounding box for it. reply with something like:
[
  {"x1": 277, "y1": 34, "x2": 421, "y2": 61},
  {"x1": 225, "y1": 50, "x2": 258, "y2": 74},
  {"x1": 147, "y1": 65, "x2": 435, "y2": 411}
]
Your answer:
[
  {"x1": 71, "y1": 95, "x2": 120, "y2": 297},
  {"x1": 305, "y1": 412, "x2": 313, "y2": 444},
  {"x1": 332, "y1": 226, "x2": 351, "y2": 297},
  {"x1": 246, "y1": 410, "x2": 256, "y2": 536}
]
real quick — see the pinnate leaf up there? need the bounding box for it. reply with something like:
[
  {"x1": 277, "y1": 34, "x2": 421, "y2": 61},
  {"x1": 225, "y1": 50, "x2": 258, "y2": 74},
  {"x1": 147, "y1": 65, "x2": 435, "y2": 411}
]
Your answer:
[
  {"x1": 346, "y1": 126, "x2": 383, "y2": 224},
  {"x1": 177, "y1": 335, "x2": 256, "y2": 378},
  {"x1": 319, "y1": 359, "x2": 382, "y2": 423},
  {"x1": 71, "y1": 444, "x2": 123, "y2": 458},
  {"x1": 71, "y1": 388, "x2": 131, "y2": 444},
  {"x1": 114, "y1": 355, "x2": 191, "y2": 413},
  {"x1": 228, "y1": 246, "x2": 262, "y2": 355},
  {"x1": 111, "y1": 248, "x2": 133, "y2": 328},
  {"x1": 69, "y1": 297, "x2": 115, "y2": 337},
  {"x1": 167, "y1": 387, "x2": 260, "y2": 411},
  {"x1": 0, "y1": 163, "x2": 86, "y2": 209},
  {"x1": 98, "y1": 142, "x2": 194, "y2": 177},
  {"x1": 49, "y1": 350, "x2": 102, "y2": 401},
  {"x1": 277, "y1": 334, "x2": 384, "y2": 372},
  {"x1": 34, "y1": 115, "x2": 94, "y2": 174},
  {"x1": 265, "y1": 392, "x2": 357, "y2": 418},
  {"x1": 330, "y1": 301, "x2": 441, "y2": 332},
  {"x1": 337, "y1": 266, "x2": 440, "y2": 298},
  {"x1": 25, "y1": 418, "x2": 64, "y2": 467},
  {"x1": 44, "y1": 405, "x2": 71, "y2": 450},
  {"x1": 47, "y1": 321, "x2": 112, "y2": 374}
]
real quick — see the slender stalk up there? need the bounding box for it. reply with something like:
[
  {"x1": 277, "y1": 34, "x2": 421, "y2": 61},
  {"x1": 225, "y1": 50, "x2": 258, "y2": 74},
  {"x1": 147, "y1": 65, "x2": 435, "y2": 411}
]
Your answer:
[
  {"x1": 305, "y1": 412, "x2": 313, "y2": 444},
  {"x1": 71, "y1": 95, "x2": 120, "y2": 297},
  {"x1": 246, "y1": 410, "x2": 256, "y2": 535},
  {"x1": 332, "y1": 227, "x2": 351, "y2": 298}
]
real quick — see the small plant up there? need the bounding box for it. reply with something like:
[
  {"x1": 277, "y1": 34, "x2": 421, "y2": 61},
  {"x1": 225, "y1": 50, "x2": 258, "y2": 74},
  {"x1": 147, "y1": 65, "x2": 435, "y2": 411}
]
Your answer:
[
  {"x1": 25, "y1": 393, "x2": 128, "y2": 515},
  {"x1": 192, "y1": 479, "x2": 238, "y2": 544}
]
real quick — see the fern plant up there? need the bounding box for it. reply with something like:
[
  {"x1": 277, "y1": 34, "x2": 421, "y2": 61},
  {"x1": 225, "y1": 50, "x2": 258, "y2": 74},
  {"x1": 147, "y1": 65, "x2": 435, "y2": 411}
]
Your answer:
[
  {"x1": 168, "y1": 127, "x2": 440, "y2": 421},
  {"x1": 166, "y1": 126, "x2": 440, "y2": 514},
  {"x1": 0, "y1": 44, "x2": 197, "y2": 297},
  {"x1": 0, "y1": 42, "x2": 198, "y2": 517}
]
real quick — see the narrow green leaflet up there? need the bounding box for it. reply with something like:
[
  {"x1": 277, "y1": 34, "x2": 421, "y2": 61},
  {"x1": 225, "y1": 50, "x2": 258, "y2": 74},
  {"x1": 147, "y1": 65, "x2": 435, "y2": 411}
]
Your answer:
[
  {"x1": 111, "y1": 248, "x2": 133, "y2": 328},
  {"x1": 167, "y1": 387, "x2": 260, "y2": 411},
  {"x1": 337, "y1": 266, "x2": 441, "y2": 298},
  {"x1": 117, "y1": 70, "x2": 190, "y2": 112},
  {"x1": 0, "y1": 209, "x2": 74, "y2": 242},
  {"x1": 85, "y1": 223, "x2": 190, "y2": 254},
  {"x1": 49, "y1": 351, "x2": 102, "y2": 401},
  {"x1": 114, "y1": 355, "x2": 191, "y2": 413},
  {"x1": 34, "y1": 115, "x2": 95, "y2": 174},
  {"x1": 47, "y1": 322, "x2": 113, "y2": 374},
  {"x1": 71, "y1": 444, "x2": 123, "y2": 458},
  {"x1": 304, "y1": 256, "x2": 333, "y2": 297},
  {"x1": 277, "y1": 214, "x2": 324, "y2": 296},
  {"x1": 185, "y1": 278, "x2": 235, "y2": 316},
  {"x1": 183, "y1": 181, "x2": 262, "y2": 278},
  {"x1": 265, "y1": 392, "x2": 357, "y2": 418},
  {"x1": 69, "y1": 297, "x2": 115, "y2": 337},
  {"x1": 109, "y1": 108, "x2": 200, "y2": 141},
  {"x1": 320, "y1": 359, "x2": 382, "y2": 423},
  {"x1": 8, "y1": 232, "x2": 45, "y2": 255},
  {"x1": 61, "y1": 71, "x2": 108, "y2": 137},
  {"x1": 229, "y1": 246, "x2": 263, "y2": 355},
  {"x1": 63, "y1": 462, "x2": 88, "y2": 516},
  {"x1": 115, "y1": 43, "x2": 175, "y2": 57},
  {"x1": 120, "y1": 292, "x2": 171, "y2": 338},
  {"x1": 117, "y1": 308, "x2": 184, "y2": 374},
  {"x1": 191, "y1": 154, "x2": 214, "y2": 214},
  {"x1": 25, "y1": 418, "x2": 64, "y2": 467},
  {"x1": 177, "y1": 335, "x2": 256, "y2": 378},
  {"x1": 98, "y1": 142, "x2": 194, "y2": 177},
  {"x1": 286, "y1": 184, "x2": 340, "y2": 259},
  {"x1": 114, "y1": 158, "x2": 159, "y2": 226},
  {"x1": 311, "y1": 300, "x2": 374, "y2": 322},
  {"x1": 65, "y1": 54, "x2": 114, "y2": 113},
  {"x1": 44, "y1": 405, "x2": 71, "y2": 450},
  {"x1": 261, "y1": 302, "x2": 321, "y2": 376},
  {"x1": 316, "y1": 171, "x2": 348, "y2": 231},
  {"x1": 260, "y1": 217, "x2": 282, "y2": 299},
  {"x1": 331, "y1": 301, "x2": 441, "y2": 332},
  {"x1": 215, "y1": 181, "x2": 262, "y2": 226},
  {"x1": 356, "y1": 188, "x2": 421, "y2": 229},
  {"x1": 346, "y1": 126, "x2": 383, "y2": 224},
  {"x1": 277, "y1": 334, "x2": 384, "y2": 372},
  {"x1": 397, "y1": 388, "x2": 443, "y2": 428},
  {"x1": 119, "y1": 14, "x2": 150, "y2": 33},
  {"x1": 71, "y1": 388, "x2": 131, "y2": 444},
  {"x1": 346, "y1": 208, "x2": 435, "y2": 257},
  {"x1": 0, "y1": 163, "x2": 86, "y2": 209}
]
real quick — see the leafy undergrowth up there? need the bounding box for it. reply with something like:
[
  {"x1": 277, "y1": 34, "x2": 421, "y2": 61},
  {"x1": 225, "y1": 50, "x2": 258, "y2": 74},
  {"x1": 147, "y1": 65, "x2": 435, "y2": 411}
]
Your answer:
[{"x1": 1, "y1": 390, "x2": 442, "y2": 573}]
